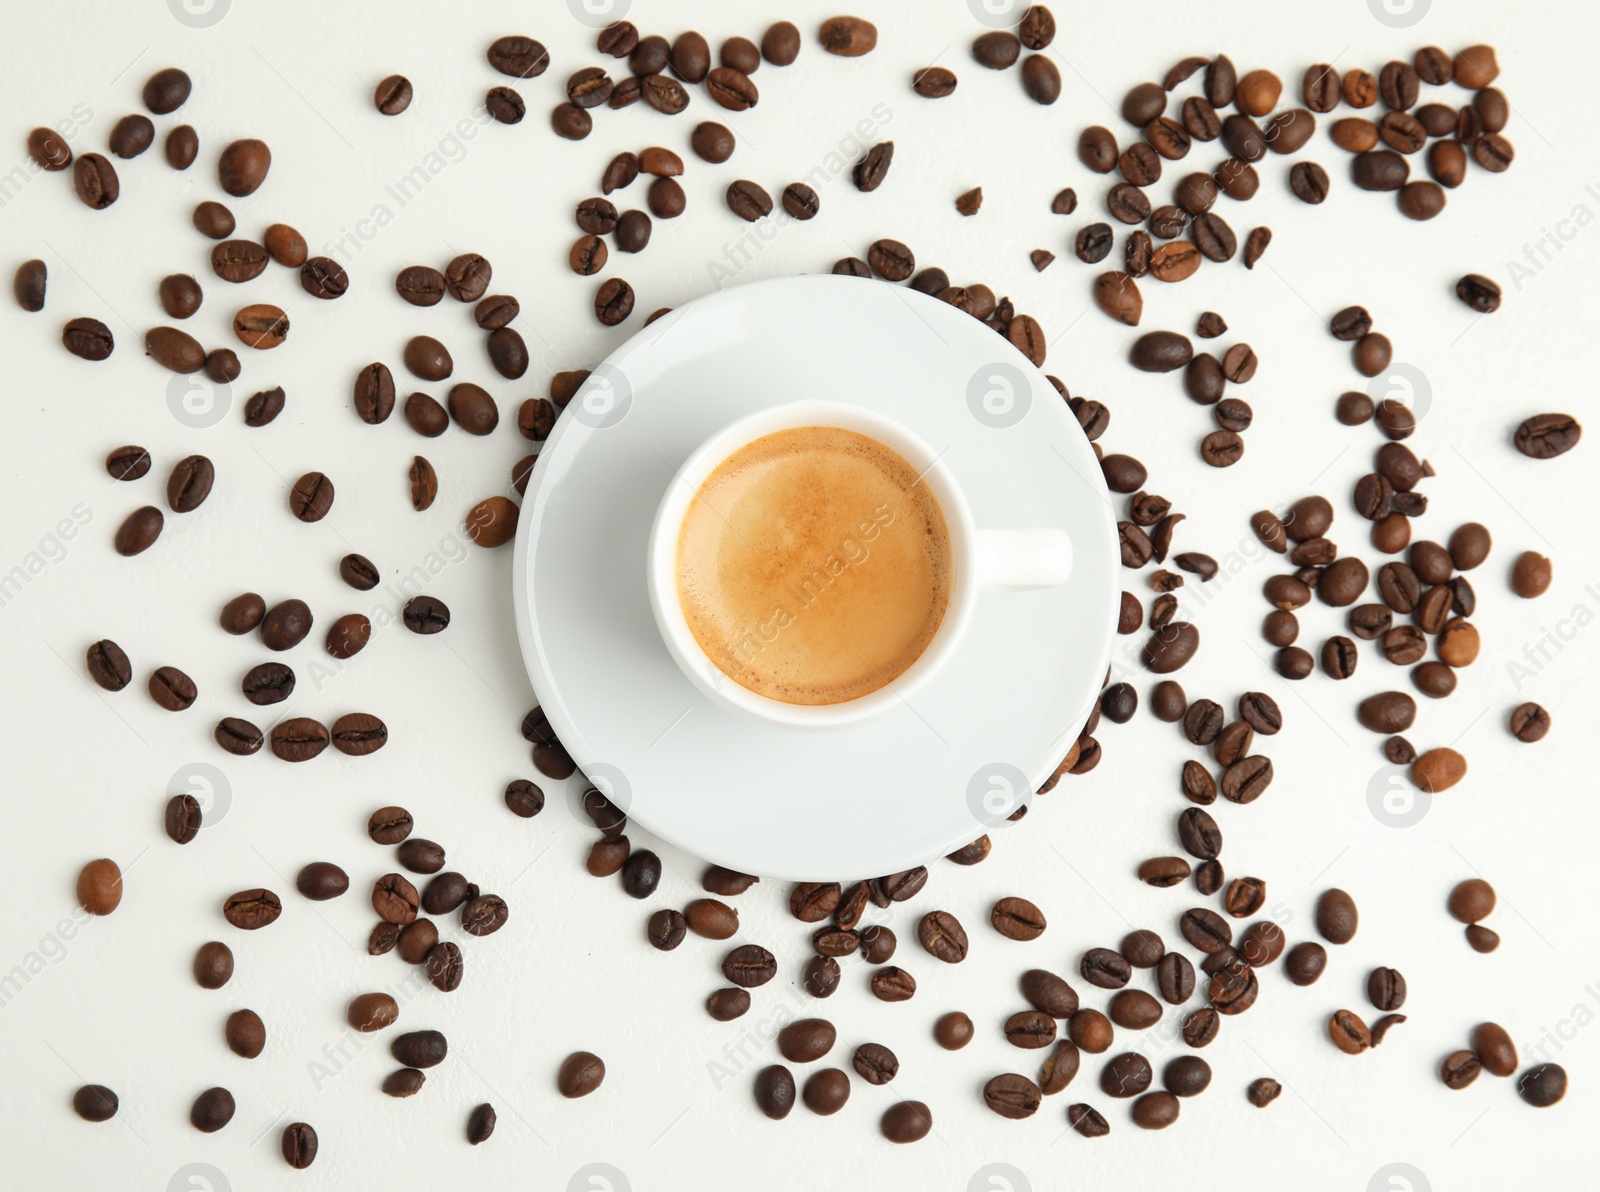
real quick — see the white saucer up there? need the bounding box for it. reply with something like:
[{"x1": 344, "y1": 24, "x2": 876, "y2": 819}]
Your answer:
[{"x1": 511, "y1": 274, "x2": 1119, "y2": 880}]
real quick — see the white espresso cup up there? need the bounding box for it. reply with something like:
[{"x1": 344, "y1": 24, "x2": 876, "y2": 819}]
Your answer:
[{"x1": 646, "y1": 400, "x2": 1074, "y2": 728}]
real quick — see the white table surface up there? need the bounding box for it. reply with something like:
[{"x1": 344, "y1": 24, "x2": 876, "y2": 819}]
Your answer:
[{"x1": 2, "y1": 1, "x2": 1596, "y2": 1188}]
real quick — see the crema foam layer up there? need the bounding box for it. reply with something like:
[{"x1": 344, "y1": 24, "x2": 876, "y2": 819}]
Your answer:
[{"x1": 676, "y1": 426, "x2": 952, "y2": 705}]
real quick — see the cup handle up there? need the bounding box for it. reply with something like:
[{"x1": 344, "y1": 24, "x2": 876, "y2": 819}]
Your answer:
[{"x1": 974, "y1": 528, "x2": 1074, "y2": 591}]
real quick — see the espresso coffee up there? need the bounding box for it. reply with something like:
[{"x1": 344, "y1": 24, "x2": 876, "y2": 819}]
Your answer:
[{"x1": 677, "y1": 427, "x2": 951, "y2": 704}]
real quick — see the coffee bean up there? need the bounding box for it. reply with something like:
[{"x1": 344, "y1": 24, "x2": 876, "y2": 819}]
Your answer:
[
  {"x1": 1515, "y1": 413, "x2": 1581, "y2": 459},
  {"x1": 191, "y1": 941, "x2": 234, "y2": 990},
  {"x1": 286, "y1": 471, "x2": 334, "y2": 522},
  {"x1": 61, "y1": 315, "x2": 115, "y2": 362},
  {"x1": 299, "y1": 256, "x2": 348, "y2": 300},
  {"x1": 72, "y1": 153, "x2": 119, "y2": 209},
  {"x1": 775, "y1": 1018, "x2": 837, "y2": 1064},
  {"x1": 1181, "y1": 1007, "x2": 1220, "y2": 1049},
  {"x1": 82, "y1": 638, "x2": 132, "y2": 692},
  {"x1": 26, "y1": 125, "x2": 72, "y2": 171},
  {"x1": 1109, "y1": 990, "x2": 1162, "y2": 1031},
  {"x1": 225, "y1": 1008, "x2": 265, "y2": 1058},
  {"x1": 1177, "y1": 807, "x2": 1221, "y2": 859},
  {"x1": 722, "y1": 943, "x2": 778, "y2": 987},
  {"x1": 372, "y1": 873, "x2": 420, "y2": 925},
  {"x1": 487, "y1": 35, "x2": 548, "y2": 78},
  {"x1": 1440, "y1": 1049, "x2": 1480, "y2": 1089},
  {"x1": 1079, "y1": 947, "x2": 1131, "y2": 989},
  {"x1": 1088, "y1": 272, "x2": 1139, "y2": 328},
  {"x1": 160, "y1": 790, "x2": 200, "y2": 844},
  {"x1": 983, "y1": 1073, "x2": 1042, "y2": 1119},
  {"x1": 852, "y1": 140, "x2": 894, "y2": 191},
  {"x1": 988, "y1": 896, "x2": 1045, "y2": 942},
  {"x1": 113, "y1": 505, "x2": 163, "y2": 556},
  {"x1": 9, "y1": 258, "x2": 49, "y2": 315},
  {"x1": 239, "y1": 660, "x2": 293, "y2": 706},
  {"x1": 139, "y1": 659, "x2": 192, "y2": 707},
  {"x1": 1315, "y1": 888, "x2": 1359, "y2": 944},
  {"x1": 751, "y1": 1064, "x2": 796, "y2": 1120},
  {"x1": 1365, "y1": 966, "x2": 1406, "y2": 1013},
  {"x1": 222, "y1": 887, "x2": 281, "y2": 930},
  {"x1": 374, "y1": 73, "x2": 412, "y2": 115},
  {"x1": 918, "y1": 910, "x2": 968, "y2": 963},
  {"x1": 382, "y1": 1068, "x2": 424, "y2": 1097},
  {"x1": 1351, "y1": 149, "x2": 1409, "y2": 192},
  {"x1": 390, "y1": 1030, "x2": 448, "y2": 1071},
  {"x1": 401, "y1": 594, "x2": 450, "y2": 636},
  {"x1": 191, "y1": 1087, "x2": 236, "y2": 1133},
  {"x1": 1101, "y1": 1052, "x2": 1153, "y2": 1098},
  {"x1": 1470, "y1": 1022, "x2": 1517, "y2": 1079},
  {"x1": 484, "y1": 85, "x2": 526, "y2": 124}
]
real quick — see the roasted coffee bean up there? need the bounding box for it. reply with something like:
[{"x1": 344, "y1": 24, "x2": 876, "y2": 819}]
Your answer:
[
  {"x1": 1515, "y1": 413, "x2": 1582, "y2": 459},
  {"x1": 390, "y1": 1030, "x2": 448, "y2": 1071},
  {"x1": 1138, "y1": 855, "x2": 1191, "y2": 887},
  {"x1": 1181, "y1": 761, "x2": 1216, "y2": 804},
  {"x1": 992, "y1": 896, "x2": 1046, "y2": 941},
  {"x1": 593, "y1": 277, "x2": 635, "y2": 327},
  {"x1": 1315, "y1": 889, "x2": 1359, "y2": 944},
  {"x1": 722, "y1": 943, "x2": 778, "y2": 988},
  {"x1": 1440, "y1": 1049, "x2": 1481, "y2": 1089},
  {"x1": 774, "y1": 1011, "x2": 838, "y2": 1062},
  {"x1": 1081, "y1": 948, "x2": 1132, "y2": 989},
  {"x1": 72, "y1": 153, "x2": 120, "y2": 209},
  {"x1": 191, "y1": 1087, "x2": 236, "y2": 1133},
  {"x1": 63, "y1": 315, "x2": 115, "y2": 361},
  {"x1": 372, "y1": 873, "x2": 421, "y2": 925},
  {"x1": 1177, "y1": 807, "x2": 1221, "y2": 860},
  {"x1": 487, "y1": 34, "x2": 548, "y2": 77},
  {"x1": 285, "y1": 471, "x2": 333, "y2": 523},
  {"x1": 112, "y1": 505, "x2": 164, "y2": 556},
  {"x1": 853, "y1": 140, "x2": 894, "y2": 191},
  {"x1": 1352, "y1": 149, "x2": 1409, "y2": 192},
  {"x1": 334, "y1": 710, "x2": 390, "y2": 758},
  {"x1": 222, "y1": 887, "x2": 281, "y2": 930},
  {"x1": 918, "y1": 911, "x2": 969, "y2": 963},
  {"x1": 1178, "y1": 908, "x2": 1232, "y2": 954},
  {"x1": 1262, "y1": 610, "x2": 1298, "y2": 647},
  {"x1": 374, "y1": 73, "x2": 412, "y2": 115},
  {"x1": 27, "y1": 125, "x2": 73, "y2": 171},
  {"x1": 1101, "y1": 1052, "x2": 1153, "y2": 1098},
  {"x1": 240, "y1": 660, "x2": 293, "y2": 706},
  {"x1": 163, "y1": 793, "x2": 201, "y2": 843},
  {"x1": 1109, "y1": 990, "x2": 1162, "y2": 1031},
  {"x1": 616, "y1": 849, "x2": 660, "y2": 900},
  {"x1": 1508, "y1": 701, "x2": 1551, "y2": 744},
  {"x1": 867, "y1": 238, "x2": 915, "y2": 282},
  {"x1": 982, "y1": 1073, "x2": 1042, "y2": 1120},
  {"x1": 13, "y1": 258, "x2": 48, "y2": 313},
  {"x1": 85, "y1": 639, "x2": 133, "y2": 692},
  {"x1": 1019, "y1": 968, "x2": 1080, "y2": 1018},
  {"x1": 225, "y1": 1008, "x2": 266, "y2": 1058},
  {"x1": 399, "y1": 920, "x2": 443, "y2": 966},
  {"x1": 1108, "y1": 183, "x2": 1152, "y2": 224},
  {"x1": 193, "y1": 940, "x2": 234, "y2": 989},
  {"x1": 1398, "y1": 180, "x2": 1446, "y2": 221},
  {"x1": 1447, "y1": 877, "x2": 1497, "y2": 924},
  {"x1": 1075, "y1": 223, "x2": 1113, "y2": 263}
]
